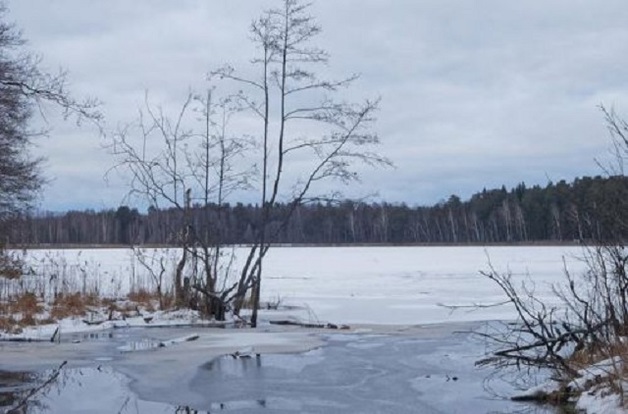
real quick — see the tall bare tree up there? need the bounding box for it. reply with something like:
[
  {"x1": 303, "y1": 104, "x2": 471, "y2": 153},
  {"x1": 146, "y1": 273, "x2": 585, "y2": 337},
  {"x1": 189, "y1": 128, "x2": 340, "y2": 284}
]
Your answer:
[{"x1": 212, "y1": 0, "x2": 390, "y2": 326}]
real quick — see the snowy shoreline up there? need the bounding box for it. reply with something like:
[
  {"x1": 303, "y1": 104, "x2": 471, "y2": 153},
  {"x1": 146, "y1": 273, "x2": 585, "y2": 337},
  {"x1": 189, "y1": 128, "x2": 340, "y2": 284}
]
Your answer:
[{"x1": 10, "y1": 240, "x2": 587, "y2": 250}]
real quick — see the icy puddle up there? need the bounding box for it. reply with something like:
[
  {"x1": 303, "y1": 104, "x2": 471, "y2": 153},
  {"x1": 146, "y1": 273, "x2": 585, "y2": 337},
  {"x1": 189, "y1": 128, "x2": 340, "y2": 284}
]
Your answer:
[{"x1": 1, "y1": 328, "x2": 564, "y2": 414}]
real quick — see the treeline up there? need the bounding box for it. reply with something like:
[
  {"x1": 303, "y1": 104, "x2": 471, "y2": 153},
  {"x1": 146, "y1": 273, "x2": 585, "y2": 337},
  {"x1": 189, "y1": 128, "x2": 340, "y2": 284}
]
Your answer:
[{"x1": 7, "y1": 175, "x2": 628, "y2": 245}]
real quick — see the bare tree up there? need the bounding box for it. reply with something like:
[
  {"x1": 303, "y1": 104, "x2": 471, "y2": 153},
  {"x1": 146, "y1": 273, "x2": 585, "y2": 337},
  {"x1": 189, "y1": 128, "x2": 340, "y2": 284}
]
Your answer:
[
  {"x1": 0, "y1": 1, "x2": 100, "y2": 279},
  {"x1": 600, "y1": 105, "x2": 628, "y2": 177},
  {"x1": 0, "y1": 4, "x2": 100, "y2": 227},
  {"x1": 109, "y1": 91, "x2": 252, "y2": 319},
  {"x1": 213, "y1": 0, "x2": 390, "y2": 326}
]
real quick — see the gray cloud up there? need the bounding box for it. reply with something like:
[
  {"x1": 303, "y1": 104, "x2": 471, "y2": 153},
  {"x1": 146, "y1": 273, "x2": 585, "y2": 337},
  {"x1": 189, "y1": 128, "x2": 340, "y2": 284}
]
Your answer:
[{"x1": 7, "y1": 0, "x2": 628, "y2": 211}]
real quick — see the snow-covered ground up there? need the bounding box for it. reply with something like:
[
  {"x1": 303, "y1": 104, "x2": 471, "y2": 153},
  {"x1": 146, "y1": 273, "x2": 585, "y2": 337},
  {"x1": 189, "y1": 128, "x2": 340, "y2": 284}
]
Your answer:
[
  {"x1": 259, "y1": 245, "x2": 586, "y2": 324},
  {"x1": 516, "y1": 356, "x2": 628, "y2": 414}
]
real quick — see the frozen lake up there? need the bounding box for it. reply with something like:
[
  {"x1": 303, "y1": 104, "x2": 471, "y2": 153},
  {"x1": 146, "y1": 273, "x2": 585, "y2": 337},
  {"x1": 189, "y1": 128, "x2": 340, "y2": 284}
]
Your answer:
[{"x1": 23, "y1": 245, "x2": 588, "y2": 325}]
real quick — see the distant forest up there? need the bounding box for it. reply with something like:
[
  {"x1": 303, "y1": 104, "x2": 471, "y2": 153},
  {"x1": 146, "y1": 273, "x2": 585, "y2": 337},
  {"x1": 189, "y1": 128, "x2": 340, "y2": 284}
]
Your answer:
[{"x1": 8, "y1": 175, "x2": 628, "y2": 245}]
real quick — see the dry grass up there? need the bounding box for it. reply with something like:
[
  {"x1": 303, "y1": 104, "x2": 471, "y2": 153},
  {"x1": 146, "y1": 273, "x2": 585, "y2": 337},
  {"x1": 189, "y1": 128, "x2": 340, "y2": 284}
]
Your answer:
[
  {"x1": 160, "y1": 292, "x2": 174, "y2": 310},
  {"x1": 128, "y1": 289, "x2": 156, "y2": 305},
  {"x1": 568, "y1": 341, "x2": 628, "y2": 372},
  {"x1": 50, "y1": 292, "x2": 100, "y2": 319},
  {"x1": 0, "y1": 249, "x2": 180, "y2": 333},
  {"x1": 0, "y1": 253, "x2": 23, "y2": 280},
  {"x1": 127, "y1": 289, "x2": 158, "y2": 312},
  {"x1": 13, "y1": 292, "x2": 43, "y2": 315},
  {"x1": 512, "y1": 342, "x2": 628, "y2": 407},
  {"x1": 561, "y1": 339, "x2": 628, "y2": 406},
  {"x1": 0, "y1": 316, "x2": 20, "y2": 333},
  {"x1": 0, "y1": 285, "x2": 177, "y2": 333},
  {"x1": 0, "y1": 292, "x2": 48, "y2": 333},
  {"x1": 127, "y1": 289, "x2": 174, "y2": 311}
]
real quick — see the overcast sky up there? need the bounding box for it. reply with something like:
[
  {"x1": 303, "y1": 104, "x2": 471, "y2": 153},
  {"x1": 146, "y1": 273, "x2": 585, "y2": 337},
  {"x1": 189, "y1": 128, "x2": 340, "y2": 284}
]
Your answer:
[{"x1": 8, "y1": 0, "x2": 628, "y2": 211}]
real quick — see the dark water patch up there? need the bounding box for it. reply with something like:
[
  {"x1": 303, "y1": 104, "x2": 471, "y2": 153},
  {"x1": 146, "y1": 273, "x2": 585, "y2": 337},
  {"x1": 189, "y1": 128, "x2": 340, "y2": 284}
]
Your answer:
[{"x1": 0, "y1": 370, "x2": 36, "y2": 410}]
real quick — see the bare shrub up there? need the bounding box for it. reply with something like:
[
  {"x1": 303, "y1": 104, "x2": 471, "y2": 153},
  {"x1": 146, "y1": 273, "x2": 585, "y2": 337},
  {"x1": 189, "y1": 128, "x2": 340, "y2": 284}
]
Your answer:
[{"x1": 480, "y1": 107, "x2": 628, "y2": 406}]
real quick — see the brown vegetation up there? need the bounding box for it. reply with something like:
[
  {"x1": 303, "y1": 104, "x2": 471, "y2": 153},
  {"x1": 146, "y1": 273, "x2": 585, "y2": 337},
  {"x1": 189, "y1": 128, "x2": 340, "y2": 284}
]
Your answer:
[
  {"x1": 0, "y1": 288, "x2": 181, "y2": 334},
  {"x1": 0, "y1": 292, "x2": 49, "y2": 333},
  {"x1": 479, "y1": 107, "x2": 628, "y2": 408},
  {"x1": 50, "y1": 292, "x2": 99, "y2": 319},
  {"x1": 127, "y1": 289, "x2": 174, "y2": 312}
]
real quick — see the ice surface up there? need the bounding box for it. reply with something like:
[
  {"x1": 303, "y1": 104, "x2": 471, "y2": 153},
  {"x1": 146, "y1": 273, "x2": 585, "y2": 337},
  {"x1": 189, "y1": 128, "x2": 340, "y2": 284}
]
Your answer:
[{"x1": 21, "y1": 245, "x2": 587, "y2": 326}]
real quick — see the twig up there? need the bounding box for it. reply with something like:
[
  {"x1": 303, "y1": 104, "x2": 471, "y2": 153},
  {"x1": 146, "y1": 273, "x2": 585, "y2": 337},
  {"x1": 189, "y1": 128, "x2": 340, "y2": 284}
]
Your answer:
[
  {"x1": 10, "y1": 360, "x2": 68, "y2": 412},
  {"x1": 438, "y1": 300, "x2": 511, "y2": 313}
]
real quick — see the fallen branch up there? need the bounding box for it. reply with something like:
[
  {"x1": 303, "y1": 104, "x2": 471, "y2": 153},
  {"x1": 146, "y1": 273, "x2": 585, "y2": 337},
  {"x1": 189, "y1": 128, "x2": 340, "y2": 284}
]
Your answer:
[
  {"x1": 82, "y1": 319, "x2": 106, "y2": 326},
  {"x1": 50, "y1": 326, "x2": 60, "y2": 343},
  {"x1": 476, "y1": 320, "x2": 608, "y2": 371},
  {"x1": 269, "y1": 320, "x2": 350, "y2": 330},
  {"x1": 158, "y1": 334, "x2": 200, "y2": 348},
  {"x1": 438, "y1": 300, "x2": 511, "y2": 312}
]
